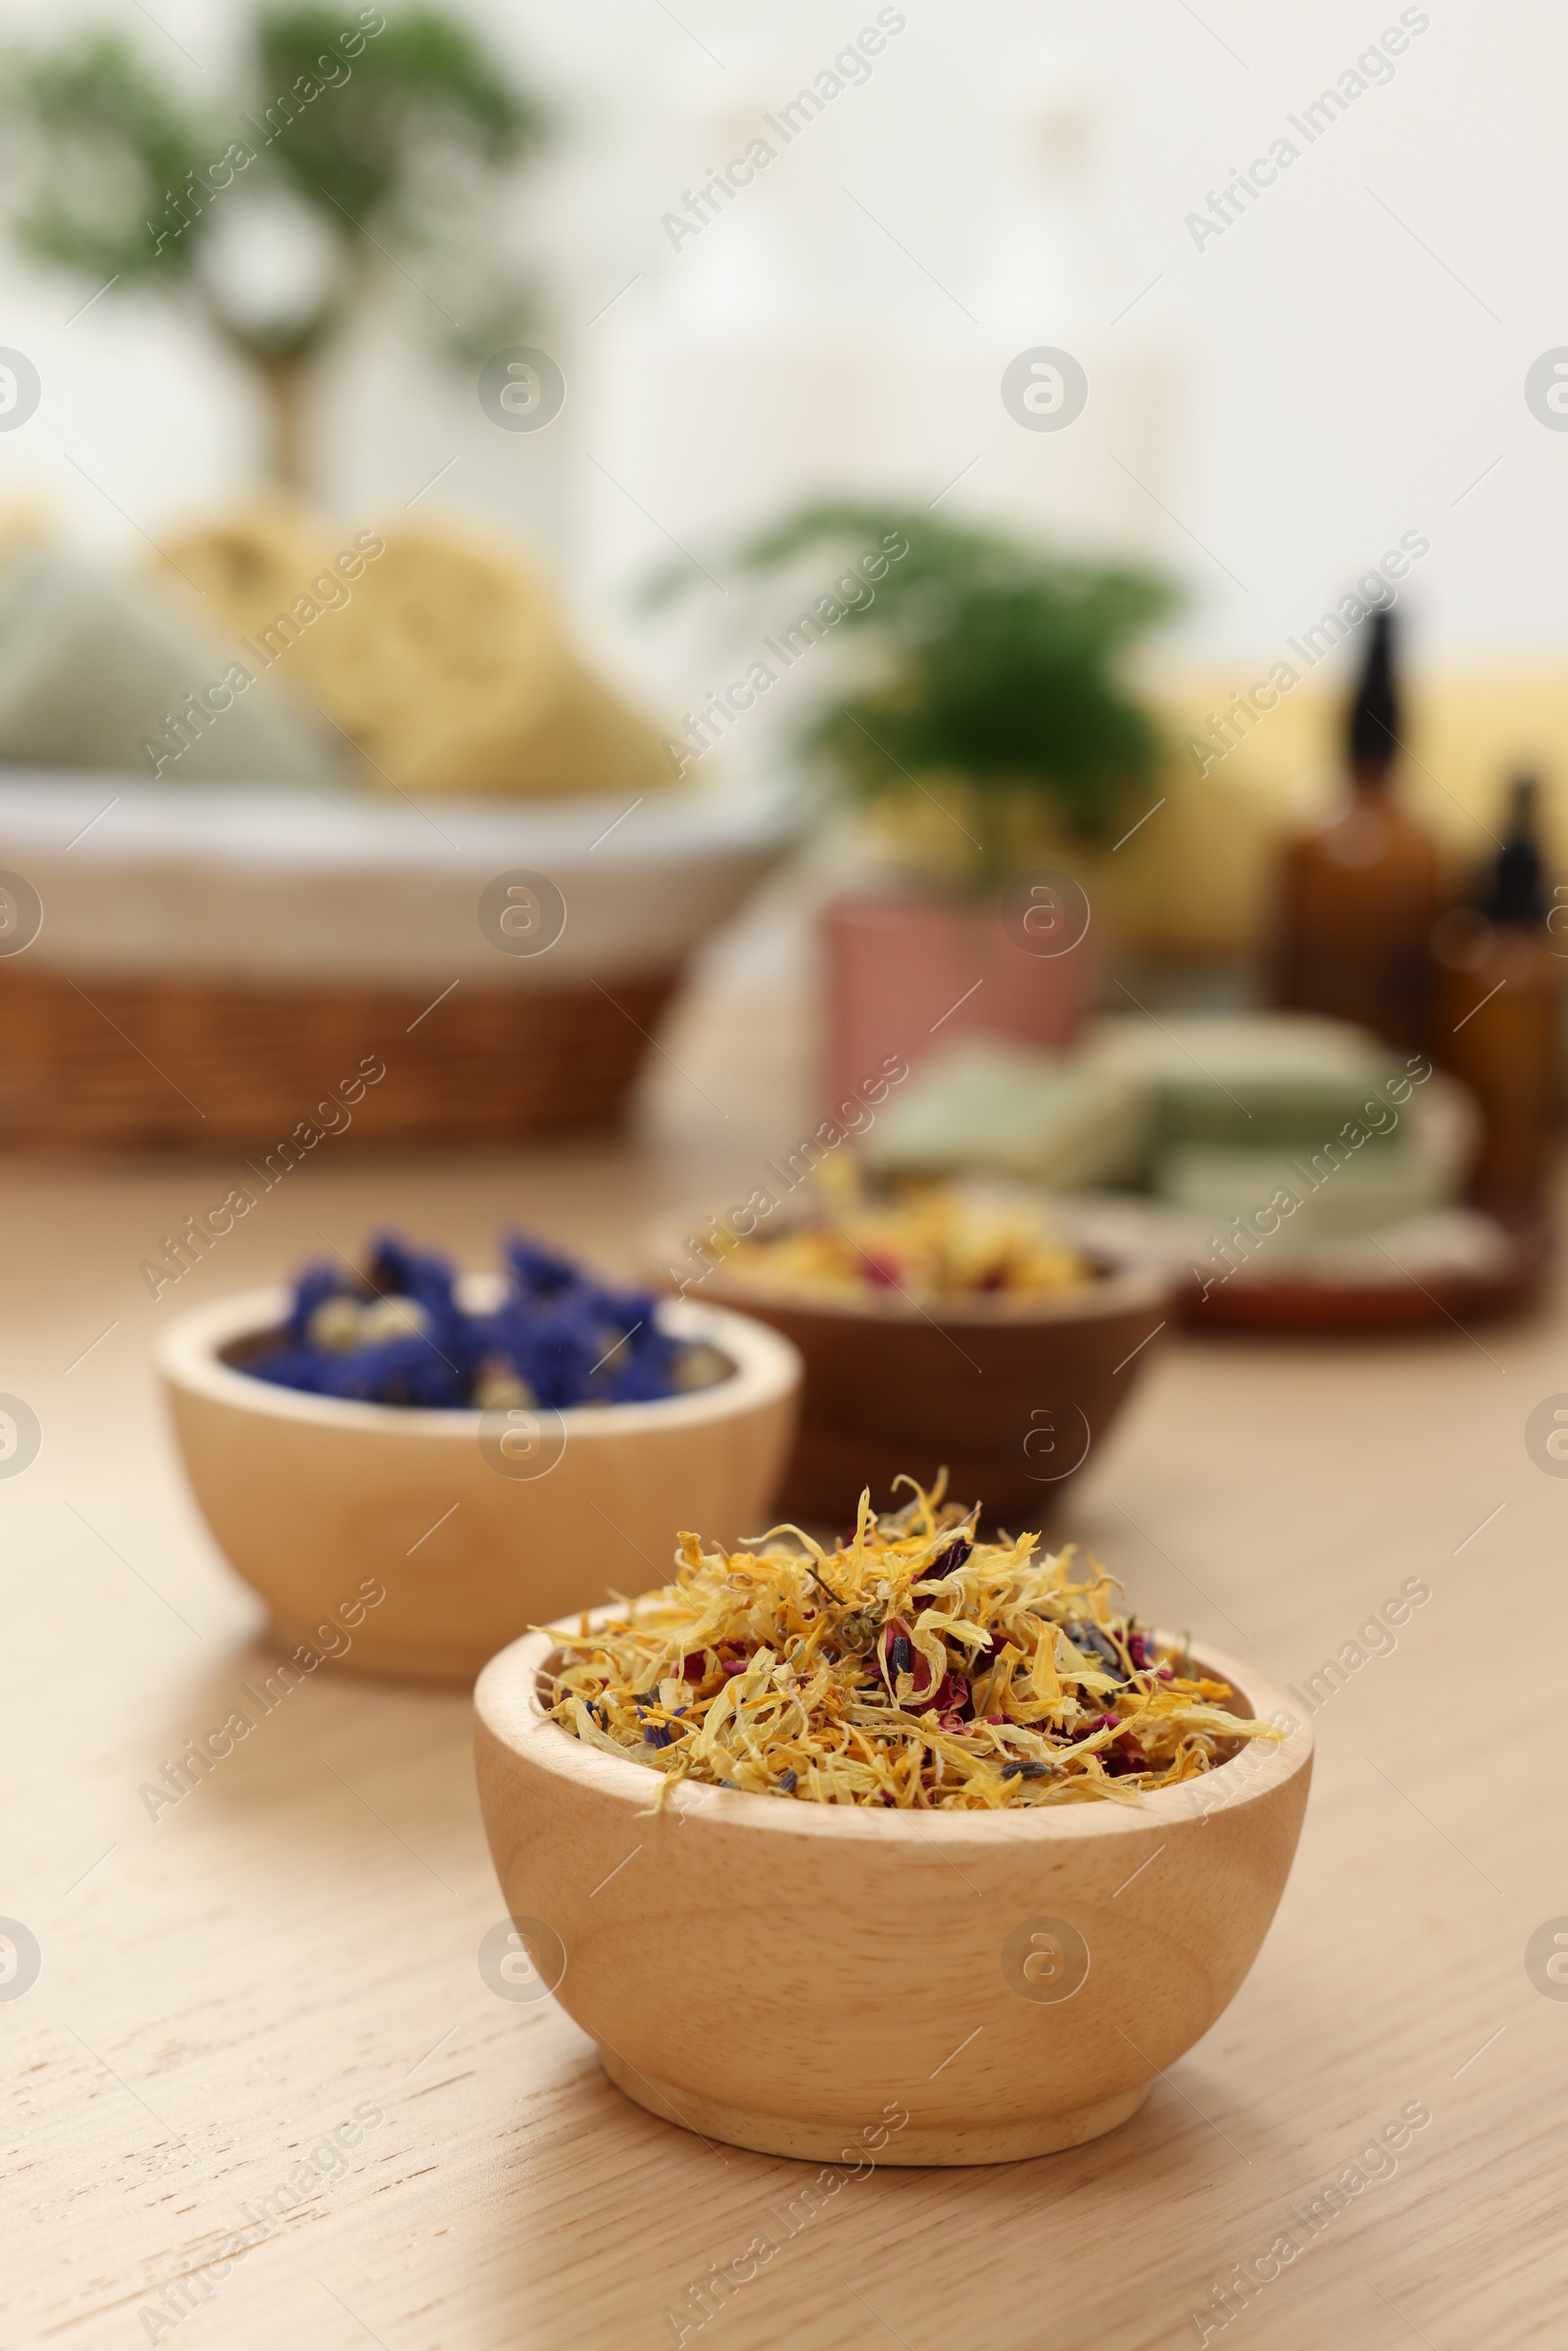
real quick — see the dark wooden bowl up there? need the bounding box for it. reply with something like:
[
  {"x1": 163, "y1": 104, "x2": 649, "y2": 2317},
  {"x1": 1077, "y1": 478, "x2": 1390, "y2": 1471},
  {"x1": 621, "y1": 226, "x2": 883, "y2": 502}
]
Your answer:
[{"x1": 650, "y1": 1227, "x2": 1173, "y2": 1533}]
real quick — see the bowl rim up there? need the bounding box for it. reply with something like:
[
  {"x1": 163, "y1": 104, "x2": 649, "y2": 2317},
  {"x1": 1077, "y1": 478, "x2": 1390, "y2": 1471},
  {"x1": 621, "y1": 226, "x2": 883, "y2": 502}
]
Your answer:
[
  {"x1": 644, "y1": 1209, "x2": 1175, "y2": 1330},
  {"x1": 475, "y1": 1611, "x2": 1311, "y2": 1846},
  {"x1": 155, "y1": 1281, "x2": 803, "y2": 1441}
]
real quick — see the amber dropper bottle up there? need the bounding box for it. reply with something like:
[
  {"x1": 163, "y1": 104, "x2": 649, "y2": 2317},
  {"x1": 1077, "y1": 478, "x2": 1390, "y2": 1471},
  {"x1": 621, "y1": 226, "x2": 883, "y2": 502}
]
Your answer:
[
  {"x1": 1433, "y1": 775, "x2": 1561, "y2": 1214},
  {"x1": 1272, "y1": 608, "x2": 1441, "y2": 1053}
]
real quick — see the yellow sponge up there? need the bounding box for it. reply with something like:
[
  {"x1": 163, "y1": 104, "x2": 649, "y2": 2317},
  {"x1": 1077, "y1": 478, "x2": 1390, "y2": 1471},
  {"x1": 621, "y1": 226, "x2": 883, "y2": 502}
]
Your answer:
[{"x1": 156, "y1": 500, "x2": 674, "y2": 800}]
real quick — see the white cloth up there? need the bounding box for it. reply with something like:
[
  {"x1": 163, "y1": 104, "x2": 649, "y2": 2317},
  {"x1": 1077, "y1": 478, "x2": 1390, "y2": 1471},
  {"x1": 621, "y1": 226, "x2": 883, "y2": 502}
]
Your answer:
[{"x1": 0, "y1": 768, "x2": 795, "y2": 985}]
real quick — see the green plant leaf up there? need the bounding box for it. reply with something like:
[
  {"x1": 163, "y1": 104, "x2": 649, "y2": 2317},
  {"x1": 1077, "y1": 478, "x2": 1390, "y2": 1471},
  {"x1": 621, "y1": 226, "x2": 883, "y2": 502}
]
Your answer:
[
  {"x1": 650, "y1": 502, "x2": 1179, "y2": 862},
  {"x1": 255, "y1": 7, "x2": 550, "y2": 230},
  {"x1": 0, "y1": 35, "x2": 215, "y2": 284}
]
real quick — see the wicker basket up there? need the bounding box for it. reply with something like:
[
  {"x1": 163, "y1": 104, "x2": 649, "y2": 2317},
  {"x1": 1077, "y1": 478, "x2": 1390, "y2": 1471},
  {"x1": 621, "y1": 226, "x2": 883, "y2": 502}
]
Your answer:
[
  {"x1": 0, "y1": 767, "x2": 793, "y2": 1152},
  {"x1": 0, "y1": 962, "x2": 681, "y2": 1151}
]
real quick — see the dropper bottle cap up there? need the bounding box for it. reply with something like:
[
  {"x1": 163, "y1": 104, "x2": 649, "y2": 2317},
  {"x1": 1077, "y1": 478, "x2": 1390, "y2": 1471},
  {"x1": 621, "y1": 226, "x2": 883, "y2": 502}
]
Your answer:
[
  {"x1": 1486, "y1": 772, "x2": 1546, "y2": 926},
  {"x1": 1348, "y1": 607, "x2": 1399, "y2": 781}
]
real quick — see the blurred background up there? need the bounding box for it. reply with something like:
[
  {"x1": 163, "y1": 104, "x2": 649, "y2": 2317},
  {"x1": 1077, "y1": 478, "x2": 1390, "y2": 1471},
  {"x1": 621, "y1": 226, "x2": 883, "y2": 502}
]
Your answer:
[
  {"x1": 7, "y1": 0, "x2": 1566, "y2": 661},
  {"x1": 0, "y1": 0, "x2": 1565, "y2": 1288}
]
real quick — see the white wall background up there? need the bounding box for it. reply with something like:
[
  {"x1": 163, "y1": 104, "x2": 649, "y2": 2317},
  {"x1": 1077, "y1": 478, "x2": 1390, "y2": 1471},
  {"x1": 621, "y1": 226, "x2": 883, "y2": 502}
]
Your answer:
[{"x1": 0, "y1": 0, "x2": 1563, "y2": 727}]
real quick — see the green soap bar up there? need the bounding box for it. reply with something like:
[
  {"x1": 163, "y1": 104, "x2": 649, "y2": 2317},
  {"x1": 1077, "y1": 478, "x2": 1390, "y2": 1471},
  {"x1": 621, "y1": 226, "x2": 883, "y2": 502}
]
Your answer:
[
  {"x1": 863, "y1": 1043, "x2": 1152, "y2": 1190},
  {"x1": 1084, "y1": 1012, "x2": 1408, "y2": 1153},
  {"x1": 1159, "y1": 1142, "x2": 1452, "y2": 1251},
  {"x1": 1154, "y1": 1081, "x2": 1406, "y2": 1152}
]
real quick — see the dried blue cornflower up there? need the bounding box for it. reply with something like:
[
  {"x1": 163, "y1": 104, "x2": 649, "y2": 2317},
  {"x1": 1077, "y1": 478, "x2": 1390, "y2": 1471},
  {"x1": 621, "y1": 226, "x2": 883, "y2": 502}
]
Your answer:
[
  {"x1": 245, "y1": 1228, "x2": 728, "y2": 1413},
  {"x1": 1066, "y1": 1622, "x2": 1128, "y2": 1679}
]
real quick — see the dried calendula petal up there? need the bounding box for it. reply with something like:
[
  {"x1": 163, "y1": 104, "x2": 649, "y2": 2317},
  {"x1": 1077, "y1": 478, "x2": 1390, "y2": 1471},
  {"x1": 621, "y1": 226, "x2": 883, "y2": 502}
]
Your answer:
[{"x1": 544, "y1": 1478, "x2": 1282, "y2": 1810}]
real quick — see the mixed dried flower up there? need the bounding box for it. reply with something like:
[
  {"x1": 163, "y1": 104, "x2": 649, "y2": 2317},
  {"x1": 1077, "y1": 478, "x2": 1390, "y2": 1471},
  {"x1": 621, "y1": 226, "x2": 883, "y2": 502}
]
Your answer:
[
  {"x1": 711, "y1": 1167, "x2": 1087, "y2": 1300},
  {"x1": 548, "y1": 1480, "x2": 1277, "y2": 1808}
]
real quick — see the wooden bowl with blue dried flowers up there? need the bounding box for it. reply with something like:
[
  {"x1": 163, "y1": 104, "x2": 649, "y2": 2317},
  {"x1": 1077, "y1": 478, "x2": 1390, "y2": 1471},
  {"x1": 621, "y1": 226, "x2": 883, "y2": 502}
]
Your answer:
[{"x1": 158, "y1": 1231, "x2": 802, "y2": 1682}]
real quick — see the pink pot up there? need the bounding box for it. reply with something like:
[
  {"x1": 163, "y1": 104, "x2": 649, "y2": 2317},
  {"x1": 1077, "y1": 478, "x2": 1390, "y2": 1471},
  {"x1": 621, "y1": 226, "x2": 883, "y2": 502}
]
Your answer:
[{"x1": 821, "y1": 888, "x2": 1097, "y2": 1112}]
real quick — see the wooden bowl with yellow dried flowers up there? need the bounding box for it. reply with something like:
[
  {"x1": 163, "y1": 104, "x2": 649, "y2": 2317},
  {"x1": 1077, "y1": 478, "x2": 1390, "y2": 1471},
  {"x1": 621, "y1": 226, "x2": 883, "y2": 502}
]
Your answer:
[{"x1": 473, "y1": 1481, "x2": 1311, "y2": 2165}]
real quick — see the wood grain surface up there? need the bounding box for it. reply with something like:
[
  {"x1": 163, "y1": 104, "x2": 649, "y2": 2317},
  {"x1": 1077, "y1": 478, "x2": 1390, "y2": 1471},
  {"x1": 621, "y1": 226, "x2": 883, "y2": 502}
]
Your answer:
[{"x1": 2, "y1": 985, "x2": 1563, "y2": 2349}]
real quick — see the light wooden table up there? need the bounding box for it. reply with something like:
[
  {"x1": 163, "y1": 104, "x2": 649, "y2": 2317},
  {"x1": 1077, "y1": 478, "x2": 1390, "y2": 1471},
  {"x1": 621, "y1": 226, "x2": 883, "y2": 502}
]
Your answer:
[{"x1": 4, "y1": 987, "x2": 1563, "y2": 2350}]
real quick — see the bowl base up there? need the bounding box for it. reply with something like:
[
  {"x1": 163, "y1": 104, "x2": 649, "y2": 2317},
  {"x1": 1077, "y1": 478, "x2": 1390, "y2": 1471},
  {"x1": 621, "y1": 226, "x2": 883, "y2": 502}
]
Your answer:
[
  {"x1": 270, "y1": 1614, "x2": 488, "y2": 1686},
  {"x1": 599, "y1": 2049, "x2": 1151, "y2": 2165}
]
